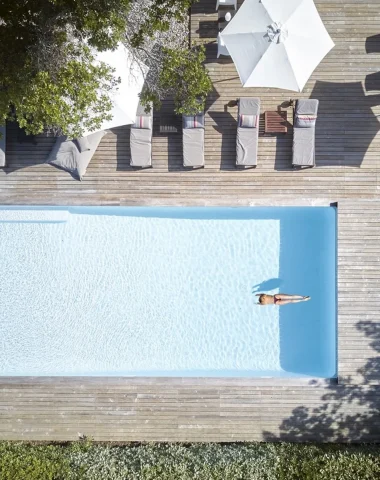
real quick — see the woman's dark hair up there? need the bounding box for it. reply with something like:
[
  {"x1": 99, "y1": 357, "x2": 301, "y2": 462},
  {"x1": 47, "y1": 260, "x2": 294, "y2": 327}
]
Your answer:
[{"x1": 258, "y1": 294, "x2": 265, "y2": 304}]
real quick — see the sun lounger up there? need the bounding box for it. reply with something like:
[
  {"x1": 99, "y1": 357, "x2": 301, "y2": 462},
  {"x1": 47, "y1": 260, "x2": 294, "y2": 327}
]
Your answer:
[
  {"x1": 0, "y1": 125, "x2": 6, "y2": 168},
  {"x1": 236, "y1": 97, "x2": 260, "y2": 167},
  {"x1": 130, "y1": 104, "x2": 153, "y2": 168},
  {"x1": 182, "y1": 112, "x2": 205, "y2": 168},
  {"x1": 216, "y1": 0, "x2": 237, "y2": 10},
  {"x1": 292, "y1": 99, "x2": 319, "y2": 168}
]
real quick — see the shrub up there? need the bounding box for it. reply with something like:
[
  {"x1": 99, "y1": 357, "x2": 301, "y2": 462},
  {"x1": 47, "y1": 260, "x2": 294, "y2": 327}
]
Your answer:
[
  {"x1": 275, "y1": 443, "x2": 380, "y2": 480},
  {"x1": 140, "y1": 46, "x2": 212, "y2": 116},
  {"x1": 0, "y1": 442, "x2": 71, "y2": 480},
  {"x1": 126, "y1": 1, "x2": 212, "y2": 117},
  {"x1": 0, "y1": 441, "x2": 379, "y2": 480}
]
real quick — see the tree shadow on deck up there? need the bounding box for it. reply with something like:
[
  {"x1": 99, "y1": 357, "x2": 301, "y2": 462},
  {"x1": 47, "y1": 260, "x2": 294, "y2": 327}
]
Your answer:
[
  {"x1": 274, "y1": 80, "x2": 380, "y2": 170},
  {"x1": 158, "y1": 99, "x2": 183, "y2": 172},
  {"x1": 2, "y1": 122, "x2": 55, "y2": 174},
  {"x1": 166, "y1": 131, "x2": 183, "y2": 172},
  {"x1": 191, "y1": 0, "x2": 217, "y2": 15},
  {"x1": 307, "y1": 80, "x2": 380, "y2": 168},
  {"x1": 207, "y1": 108, "x2": 237, "y2": 170},
  {"x1": 260, "y1": 207, "x2": 380, "y2": 442},
  {"x1": 114, "y1": 125, "x2": 132, "y2": 171},
  {"x1": 197, "y1": 20, "x2": 218, "y2": 40},
  {"x1": 263, "y1": 320, "x2": 380, "y2": 442}
]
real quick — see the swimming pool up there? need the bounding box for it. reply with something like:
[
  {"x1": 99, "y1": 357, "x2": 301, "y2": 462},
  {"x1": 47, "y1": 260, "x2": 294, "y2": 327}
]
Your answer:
[{"x1": 0, "y1": 206, "x2": 336, "y2": 378}]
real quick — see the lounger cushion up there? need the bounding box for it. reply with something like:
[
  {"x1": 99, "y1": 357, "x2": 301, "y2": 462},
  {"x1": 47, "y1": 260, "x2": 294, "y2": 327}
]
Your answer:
[
  {"x1": 295, "y1": 99, "x2": 319, "y2": 116},
  {"x1": 130, "y1": 127, "x2": 152, "y2": 167},
  {"x1": 238, "y1": 98, "x2": 260, "y2": 115},
  {"x1": 75, "y1": 136, "x2": 91, "y2": 152},
  {"x1": 183, "y1": 115, "x2": 205, "y2": 129},
  {"x1": 0, "y1": 125, "x2": 5, "y2": 168},
  {"x1": 292, "y1": 126, "x2": 315, "y2": 166},
  {"x1": 236, "y1": 127, "x2": 258, "y2": 166},
  {"x1": 292, "y1": 99, "x2": 318, "y2": 166},
  {"x1": 46, "y1": 130, "x2": 106, "y2": 180},
  {"x1": 236, "y1": 97, "x2": 260, "y2": 166},
  {"x1": 295, "y1": 114, "x2": 317, "y2": 128},
  {"x1": 239, "y1": 114, "x2": 259, "y2": 128},
  {"x1": 183, "y1": 128, "x2": 204, "y2": 167},
  {"x1": 133, "y1": 115, "x2": 153, "y2": 129}
]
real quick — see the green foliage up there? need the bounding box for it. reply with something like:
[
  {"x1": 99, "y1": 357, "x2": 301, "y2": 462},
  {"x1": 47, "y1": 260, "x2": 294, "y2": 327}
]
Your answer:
[
  {"x1": 0, "y1": 1, "x2": 131, "y2": 51},
  {"x1": 141, "y1": 46, "x2": 212, "y2": 116},
  {"x1": 0, "y1": 441, "x2": 379, "y2": 480},
  {"x1": 0, "y1": 442, "x2": 71, "y2": 480},
  {"x1": 4, "y1": 50, "x2": 118, "y2": 138},
  {"x1": 130, "y1": 0, "x2": 197, "y2": 48},
  {"x1": 0, "y1": 0, "x2": 130, "y2": 136},
  {"x1": 0, "y1": 1, "x2": 207, "y2": 135},
  {"x1": 275, "y1": 443, "x2": 380, "y2": 480}
]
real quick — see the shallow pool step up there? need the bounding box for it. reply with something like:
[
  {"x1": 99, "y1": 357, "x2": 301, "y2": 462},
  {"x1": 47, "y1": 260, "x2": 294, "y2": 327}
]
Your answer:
[{"x1": 0, "y1": 209, "x2": 70, "y2": 223}]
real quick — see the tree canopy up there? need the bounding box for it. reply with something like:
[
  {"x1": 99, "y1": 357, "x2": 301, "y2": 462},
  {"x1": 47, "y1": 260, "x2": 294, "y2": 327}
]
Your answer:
[
  {"x1": 0, "y1": 0, "x2": 203, "y2": 137},
  {"x1": 126, "y1": 0, "x2": 211, "y2": 116}
]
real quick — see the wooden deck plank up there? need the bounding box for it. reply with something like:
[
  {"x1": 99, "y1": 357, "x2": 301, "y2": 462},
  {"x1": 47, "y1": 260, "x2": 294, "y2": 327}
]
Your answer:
[{"x1": 0, "y1": 0, "x2": 380, "y2": 442}]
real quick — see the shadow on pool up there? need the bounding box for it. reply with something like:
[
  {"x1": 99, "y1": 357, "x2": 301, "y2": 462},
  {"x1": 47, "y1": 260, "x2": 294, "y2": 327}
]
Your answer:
[
  {"x1": 277, "y1": 208, "x2": 337, "y2": 378},
  {"x1": 251, "y1": 278, "x2": 283, "y2": 293}
]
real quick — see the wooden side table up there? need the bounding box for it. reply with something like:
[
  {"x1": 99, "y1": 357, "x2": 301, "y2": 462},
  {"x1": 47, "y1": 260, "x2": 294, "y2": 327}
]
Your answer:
[{"x1": 264, "y1": 111, "x2": 288, "y2": 134}]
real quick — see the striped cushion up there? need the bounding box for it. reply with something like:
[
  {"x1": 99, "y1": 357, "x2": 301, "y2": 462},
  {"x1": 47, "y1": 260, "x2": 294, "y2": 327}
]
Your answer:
[
  {"x1": 183, "y1": 115, "x2": 204, "y2": 129},
  {"x1": 295, "y1": 114, "x2": 317, "y2": 128},
  {"x1": 133, "y1": 115, "x2": 152, "y2": 129},
  {"x1": 239, "y1": 114, "x2": 259, "y2": 128}
]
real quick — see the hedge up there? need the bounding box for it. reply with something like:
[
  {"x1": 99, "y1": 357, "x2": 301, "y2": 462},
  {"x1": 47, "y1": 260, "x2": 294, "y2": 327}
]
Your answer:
[{"x1": 0, "y1": 442, "x2": 379, "y2": 480}]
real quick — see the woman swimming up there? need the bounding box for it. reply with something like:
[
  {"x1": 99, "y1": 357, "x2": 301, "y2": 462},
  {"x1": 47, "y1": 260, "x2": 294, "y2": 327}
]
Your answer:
[{"x1": 256, "y1": 293, "x2": 310, "y2": 306}]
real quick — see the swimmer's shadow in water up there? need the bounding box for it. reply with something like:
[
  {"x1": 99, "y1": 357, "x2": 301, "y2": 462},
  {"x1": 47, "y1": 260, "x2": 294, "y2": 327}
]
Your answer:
[{"x1": 251, "y1": 278, "x2": 283, "y2": 294}]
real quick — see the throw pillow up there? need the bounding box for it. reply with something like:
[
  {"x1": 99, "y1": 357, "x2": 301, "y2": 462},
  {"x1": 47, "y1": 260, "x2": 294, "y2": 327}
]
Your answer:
[
  {"x1": 183, "y1": 115, "x2": 205, "y2": 129},
  {"x1": 239, "y1": 114, "x2": 258, "y2": 128},
  {"x1": 295, "y1": 114, "x2": 317, "y2": 128},
  {"x1": 133, "y1": 115, "x2": 152, "y2": 129}
]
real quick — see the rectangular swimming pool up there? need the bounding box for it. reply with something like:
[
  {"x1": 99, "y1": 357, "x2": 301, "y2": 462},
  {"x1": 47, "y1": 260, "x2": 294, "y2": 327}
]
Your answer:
[{"x1": 0, "y1": 206, "x2": 336, "y2": 378}]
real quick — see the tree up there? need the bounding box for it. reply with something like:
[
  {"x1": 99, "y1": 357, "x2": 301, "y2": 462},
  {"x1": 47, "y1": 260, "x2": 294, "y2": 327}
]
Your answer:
[
  {"x1": 140, "y1": 46, "x2": 212, "y2": 115},
  {"x1": 128, "y1": 0, "x2": 195, "y2": 48},
  {"x1": 125, "y1": 0, "x2": 212, "y2": 115},
  {"x1": 0, "y1": 0, "x2": 208, "y2": 137},
  {"x1": 0, "y1": 0, "x2": 132, "y2": 137}
]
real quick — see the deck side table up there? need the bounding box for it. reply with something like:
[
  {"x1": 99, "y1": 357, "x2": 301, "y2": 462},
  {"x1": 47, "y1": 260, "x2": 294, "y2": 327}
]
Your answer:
[{"x1": 264, "y1": 111, "x2": 288, "y2": 134}]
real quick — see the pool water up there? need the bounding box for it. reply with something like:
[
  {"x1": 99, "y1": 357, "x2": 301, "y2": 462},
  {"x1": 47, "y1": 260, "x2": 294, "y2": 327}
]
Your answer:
[{"x1": 0, "y1": 207, "x2": 336, "y2": 377}]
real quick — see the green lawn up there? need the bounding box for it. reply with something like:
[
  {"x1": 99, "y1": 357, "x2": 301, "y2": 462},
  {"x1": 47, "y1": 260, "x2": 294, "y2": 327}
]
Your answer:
[{"x1": 0, "y1": 441, "x2": 379, "y2": 480}]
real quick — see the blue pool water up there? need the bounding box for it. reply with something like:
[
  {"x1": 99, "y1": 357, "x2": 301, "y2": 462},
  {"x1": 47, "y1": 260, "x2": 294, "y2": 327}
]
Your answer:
[{"x1": 0, "y1": 207, "x2": 336, "y2": 378}]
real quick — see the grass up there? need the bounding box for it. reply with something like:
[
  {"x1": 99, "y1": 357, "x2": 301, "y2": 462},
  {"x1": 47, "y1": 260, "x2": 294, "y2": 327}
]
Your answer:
[{"x1": 0, "y1": 441, "x2": 379, "y2": 480}]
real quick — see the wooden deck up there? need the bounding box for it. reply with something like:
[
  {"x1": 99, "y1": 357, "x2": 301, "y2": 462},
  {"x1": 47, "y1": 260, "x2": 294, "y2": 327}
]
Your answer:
[{"x1": 1, "y1": 0, "x2": 380, "y2": 442}]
